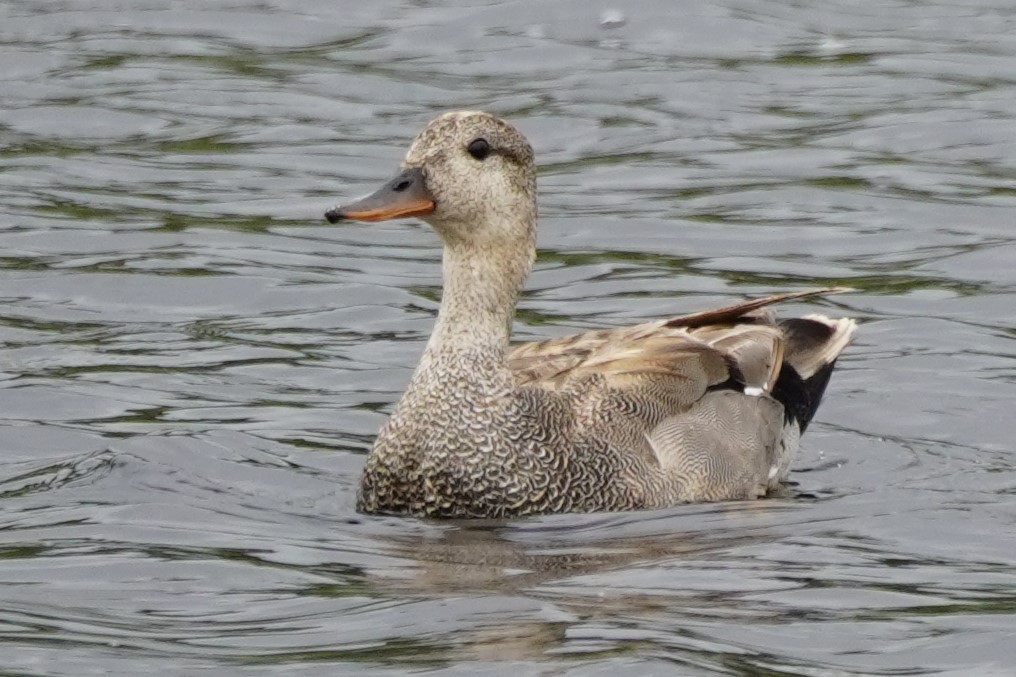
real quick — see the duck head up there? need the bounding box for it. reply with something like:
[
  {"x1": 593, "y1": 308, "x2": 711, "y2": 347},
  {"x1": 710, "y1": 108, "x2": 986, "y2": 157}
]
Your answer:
[{"x1": 325, "y1": 111, "x2": 537, "y2": 249}]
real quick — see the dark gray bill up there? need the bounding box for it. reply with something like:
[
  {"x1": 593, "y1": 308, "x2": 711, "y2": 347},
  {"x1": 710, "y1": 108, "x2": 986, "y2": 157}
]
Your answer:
[{"x1": 324, "y1": 167, "x2": 434, "y2": 223}]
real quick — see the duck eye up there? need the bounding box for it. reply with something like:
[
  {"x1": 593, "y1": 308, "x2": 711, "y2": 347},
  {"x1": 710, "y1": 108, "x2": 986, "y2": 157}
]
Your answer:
[{"x1": 467, "y1": 138, "x2": 491, "y2": 161}]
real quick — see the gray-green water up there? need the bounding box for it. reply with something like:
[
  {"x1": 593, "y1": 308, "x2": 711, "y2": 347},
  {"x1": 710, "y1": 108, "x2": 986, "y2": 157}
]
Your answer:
[{"x1": 2, "y1": 1, "x2": 1015, "y2": 675}]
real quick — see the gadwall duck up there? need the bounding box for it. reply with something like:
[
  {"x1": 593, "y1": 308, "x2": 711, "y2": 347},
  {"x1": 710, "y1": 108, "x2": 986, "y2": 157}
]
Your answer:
[{"x1": 326, "y1": 111, "x2": 856, "y2": 518}]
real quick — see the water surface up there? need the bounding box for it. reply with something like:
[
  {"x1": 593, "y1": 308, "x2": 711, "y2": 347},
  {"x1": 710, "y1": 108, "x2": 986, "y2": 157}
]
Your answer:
[{"x1": 1, "y1": 1, "x2": 1015, "y2": 675}]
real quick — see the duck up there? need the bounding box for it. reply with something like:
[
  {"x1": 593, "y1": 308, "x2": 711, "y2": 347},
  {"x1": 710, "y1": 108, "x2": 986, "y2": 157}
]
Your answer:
[{"x1": 325, "y1": 110, "x2": 856, "y2": 519}]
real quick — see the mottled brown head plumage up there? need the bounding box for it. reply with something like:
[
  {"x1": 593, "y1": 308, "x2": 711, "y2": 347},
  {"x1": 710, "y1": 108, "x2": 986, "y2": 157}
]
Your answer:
[{"x1": 404, "y1": 111, "x2": 537, "y2": 249}]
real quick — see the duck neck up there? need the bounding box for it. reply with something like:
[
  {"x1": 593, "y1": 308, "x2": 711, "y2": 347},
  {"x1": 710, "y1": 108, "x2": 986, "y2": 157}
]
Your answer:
[{"x1": 422, "y1": 237, "x2": 534, "y2": 370}]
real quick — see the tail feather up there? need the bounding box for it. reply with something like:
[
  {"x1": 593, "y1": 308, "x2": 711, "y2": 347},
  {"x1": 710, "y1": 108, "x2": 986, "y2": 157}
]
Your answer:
[
  {"x1": 772, "y1": 315, "x2": 857, "y2": 432},
  {"x1": 780, "y1": 315, "x2": 857, "y2": 379}
]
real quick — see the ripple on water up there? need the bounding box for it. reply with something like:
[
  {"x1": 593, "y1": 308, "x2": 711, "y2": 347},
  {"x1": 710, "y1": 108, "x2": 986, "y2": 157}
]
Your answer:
[{"x1": 1, "y1": 0, "x2": 1015, "y2": 675}]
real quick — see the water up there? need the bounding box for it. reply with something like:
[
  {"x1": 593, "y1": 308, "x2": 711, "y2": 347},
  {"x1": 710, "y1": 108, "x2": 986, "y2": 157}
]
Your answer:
[{"x1": 1, "y1": 0, "x2": 1014, "y2": 674}]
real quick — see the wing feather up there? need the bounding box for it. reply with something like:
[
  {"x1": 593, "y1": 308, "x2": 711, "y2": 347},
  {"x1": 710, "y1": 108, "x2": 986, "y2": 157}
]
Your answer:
[{"x1": 508, "y1": 288, "x2": 849, "y2": 393}]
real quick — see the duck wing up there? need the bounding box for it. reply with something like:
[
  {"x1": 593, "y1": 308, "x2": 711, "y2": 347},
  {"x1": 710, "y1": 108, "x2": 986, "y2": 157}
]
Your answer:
[
  {"x1": 508, "y1": 287, "x2": 856, "y2": 501},
  {"x1": 509, "y1": 287, "x2": 853, "y2": 397}
]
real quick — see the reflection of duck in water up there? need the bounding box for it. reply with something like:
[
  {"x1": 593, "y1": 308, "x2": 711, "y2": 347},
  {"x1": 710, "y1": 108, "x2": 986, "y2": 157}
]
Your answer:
[
  {"x1": 326, "y1": 111, "x2": 855, "y2": 518},
  {"x1": 375, "y1": 506, "x2": 783, "y2": 593}
]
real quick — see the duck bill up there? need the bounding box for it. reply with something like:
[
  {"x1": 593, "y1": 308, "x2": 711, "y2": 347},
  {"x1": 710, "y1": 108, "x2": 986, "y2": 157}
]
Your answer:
[{"x1": 324, "y1": 167, "x2": 435, "y2": 223}]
